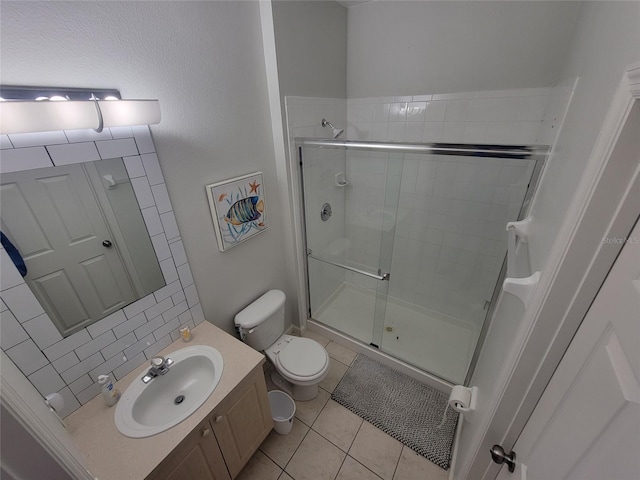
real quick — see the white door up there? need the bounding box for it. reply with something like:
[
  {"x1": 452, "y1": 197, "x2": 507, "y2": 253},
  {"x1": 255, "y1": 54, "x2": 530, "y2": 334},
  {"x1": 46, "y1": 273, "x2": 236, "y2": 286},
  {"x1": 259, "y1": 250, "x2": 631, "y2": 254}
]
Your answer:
[
  {"x1": 1, "y1": 164, "x2": 136, "y2": 336},
  {"x1": 496, "y1": 219, "x2": 640, "y2": 480}
]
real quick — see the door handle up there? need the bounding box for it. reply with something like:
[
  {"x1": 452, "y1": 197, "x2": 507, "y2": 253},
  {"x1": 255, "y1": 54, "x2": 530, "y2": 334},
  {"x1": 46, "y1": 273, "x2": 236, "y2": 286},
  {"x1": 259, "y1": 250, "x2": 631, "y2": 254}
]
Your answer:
[
  {"x1": 102, "y1": 240, "x2": 113, "y2": 248},
  {"x1": 490, "y1": 444, "x2": 516, "y2": 473},
  {"x1": 307, "y1": 253, "x2": 390, "y2": 281}
]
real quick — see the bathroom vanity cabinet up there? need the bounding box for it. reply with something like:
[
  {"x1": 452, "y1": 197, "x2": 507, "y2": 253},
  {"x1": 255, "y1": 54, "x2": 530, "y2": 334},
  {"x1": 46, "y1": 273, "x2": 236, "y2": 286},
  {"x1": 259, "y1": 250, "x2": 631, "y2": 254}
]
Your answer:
[
  {"x1": 65, "y1": 321, "x2": 273, "y2": 480},
  {"x1": 146, "y1": 367, "x2": 272, "y2": 480},
  {"x1": 146, "y1": 416, "x2": 230, "y2": 480}
]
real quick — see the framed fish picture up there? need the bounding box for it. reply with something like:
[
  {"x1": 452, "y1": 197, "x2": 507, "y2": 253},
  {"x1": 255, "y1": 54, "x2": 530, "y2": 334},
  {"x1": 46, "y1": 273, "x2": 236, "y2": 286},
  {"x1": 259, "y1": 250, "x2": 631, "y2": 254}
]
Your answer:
[{"x1": 205, "y1": 172, "x2": 268, "y2": 251}]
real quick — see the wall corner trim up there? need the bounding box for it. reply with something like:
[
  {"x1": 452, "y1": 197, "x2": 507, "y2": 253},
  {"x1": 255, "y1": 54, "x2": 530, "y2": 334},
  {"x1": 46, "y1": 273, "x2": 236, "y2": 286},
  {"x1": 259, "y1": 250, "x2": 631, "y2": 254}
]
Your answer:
[{"x1": 625, "y1": 61, "x2": 640, "y2": 98}]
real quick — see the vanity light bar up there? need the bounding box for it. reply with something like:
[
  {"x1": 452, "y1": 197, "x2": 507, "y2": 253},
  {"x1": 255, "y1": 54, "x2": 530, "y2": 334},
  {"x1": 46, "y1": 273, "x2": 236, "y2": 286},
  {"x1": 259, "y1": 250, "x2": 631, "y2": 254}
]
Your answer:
[
  {"x1": 0, "y1": 86, "x2": 161, "y2": 135},
  {"x1": 0, "y1": 86, "x2": 122, "y2": 101}
]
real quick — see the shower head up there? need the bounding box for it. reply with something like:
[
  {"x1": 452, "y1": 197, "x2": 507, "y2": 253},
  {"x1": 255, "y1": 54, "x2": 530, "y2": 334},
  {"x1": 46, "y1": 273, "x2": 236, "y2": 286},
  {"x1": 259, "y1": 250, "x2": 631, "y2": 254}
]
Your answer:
[{"x1": 321, "y1": 118, "x2": 344, "y2": 139}]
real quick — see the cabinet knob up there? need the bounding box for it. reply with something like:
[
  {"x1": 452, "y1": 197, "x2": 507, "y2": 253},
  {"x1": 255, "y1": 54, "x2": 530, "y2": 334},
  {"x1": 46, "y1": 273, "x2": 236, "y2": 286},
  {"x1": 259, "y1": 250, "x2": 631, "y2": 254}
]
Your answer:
[
  {"x1": 202, "y1": 428, "x2": 211, "y2": 437},
  {"x1": 215, "y1": 415, "x2": 224, "y2": 423}
]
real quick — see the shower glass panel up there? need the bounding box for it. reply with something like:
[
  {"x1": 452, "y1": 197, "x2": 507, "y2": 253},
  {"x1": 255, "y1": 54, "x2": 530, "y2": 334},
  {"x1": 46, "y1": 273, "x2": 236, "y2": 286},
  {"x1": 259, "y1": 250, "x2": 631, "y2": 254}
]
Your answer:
[
  {"x1": 299, "y1": 140, "x2": 546, "y2": 385},
  {"x1": 302, "y1": 144, "x2": 402, "y2": 346}
]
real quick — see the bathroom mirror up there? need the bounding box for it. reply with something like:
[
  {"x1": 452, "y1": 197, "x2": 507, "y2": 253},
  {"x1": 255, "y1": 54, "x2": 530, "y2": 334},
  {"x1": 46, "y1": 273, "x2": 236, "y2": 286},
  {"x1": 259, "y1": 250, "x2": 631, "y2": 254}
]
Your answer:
[{"x1": 0, "y1": 157, "x2": 165, "y2": 337}]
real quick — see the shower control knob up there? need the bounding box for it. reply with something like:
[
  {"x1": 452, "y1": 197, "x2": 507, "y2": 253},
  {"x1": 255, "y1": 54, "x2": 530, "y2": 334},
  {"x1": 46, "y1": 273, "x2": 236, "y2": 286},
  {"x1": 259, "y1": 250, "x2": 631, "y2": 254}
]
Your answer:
[
  {"x1": 102, "y1": 240, "x2": 113, "y2": 248},
  {"x1": 321, "y1": 203, "x2": 332, "y2": 221},
  {"x1": 490, "y1": 445, "x2": 516, "y2": 473}
]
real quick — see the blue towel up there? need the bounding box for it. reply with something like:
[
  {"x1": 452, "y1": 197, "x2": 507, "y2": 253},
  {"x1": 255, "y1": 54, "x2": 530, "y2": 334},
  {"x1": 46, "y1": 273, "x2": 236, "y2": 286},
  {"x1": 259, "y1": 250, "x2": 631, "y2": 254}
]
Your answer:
[{"x1": 1, "y1": 232, "x2": 27, "y2": 277}]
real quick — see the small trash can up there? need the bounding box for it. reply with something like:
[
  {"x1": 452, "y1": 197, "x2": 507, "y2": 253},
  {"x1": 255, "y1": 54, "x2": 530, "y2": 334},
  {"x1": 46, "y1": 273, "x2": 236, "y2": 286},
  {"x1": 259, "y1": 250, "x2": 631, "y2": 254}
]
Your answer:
[{"x1": 268, "y1": 390, "x2": 296, "y2": 435}]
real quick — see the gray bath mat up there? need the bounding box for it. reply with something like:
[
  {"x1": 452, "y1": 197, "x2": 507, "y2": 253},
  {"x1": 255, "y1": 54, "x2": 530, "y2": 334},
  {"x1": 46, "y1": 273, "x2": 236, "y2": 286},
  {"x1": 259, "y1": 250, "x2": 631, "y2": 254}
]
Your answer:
[{"x1": 331, "y1": 354, "x2": 458, "y2": 470}]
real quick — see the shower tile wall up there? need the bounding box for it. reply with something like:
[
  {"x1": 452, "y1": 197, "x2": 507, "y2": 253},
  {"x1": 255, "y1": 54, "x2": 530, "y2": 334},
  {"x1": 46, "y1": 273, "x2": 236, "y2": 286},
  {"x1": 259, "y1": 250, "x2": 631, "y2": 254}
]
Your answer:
[
  {"x1": 346, "y1": 87, "x2": 551, "y2": 144},
  {"x1": 0, "y1": 127, "x2": 204, "y2": 417},
  {"x1": 284, "y1": 97, "x2": 348, "y2": 312},
  {"x1": 344, "y1": 87, "x2": 550, "y2": 327},
  {"x1": 286, "y1": 86, "x2": 573, "y2": 327},
  {"x1": 345, "y1": 153, "x2": 532, "y2": 325}
]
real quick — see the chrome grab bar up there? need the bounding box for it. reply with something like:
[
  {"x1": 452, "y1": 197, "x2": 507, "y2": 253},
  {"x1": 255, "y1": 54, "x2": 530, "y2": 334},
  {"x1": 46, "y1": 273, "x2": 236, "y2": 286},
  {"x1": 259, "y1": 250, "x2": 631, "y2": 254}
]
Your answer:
[{"x1": 307, "y1": 253, "x2": 390, "y2": 281}]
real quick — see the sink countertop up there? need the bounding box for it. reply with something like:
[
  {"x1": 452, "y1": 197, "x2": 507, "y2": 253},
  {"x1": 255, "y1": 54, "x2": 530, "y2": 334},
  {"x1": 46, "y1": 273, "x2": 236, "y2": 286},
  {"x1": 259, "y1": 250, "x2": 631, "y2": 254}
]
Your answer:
[{"x1": 65, "y1": 321, "x2": 266, "y2": 480}]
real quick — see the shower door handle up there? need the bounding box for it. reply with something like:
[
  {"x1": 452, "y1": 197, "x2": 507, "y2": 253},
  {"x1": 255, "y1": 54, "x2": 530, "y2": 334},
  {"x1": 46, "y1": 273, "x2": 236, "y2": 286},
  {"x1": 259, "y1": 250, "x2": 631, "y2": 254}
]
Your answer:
[
  {"x1": 377, "y1": 268, "x2": 391, "y2": 281},
  {"x1": 308, "y1": 253, "x2": 390, "y2": 281}
]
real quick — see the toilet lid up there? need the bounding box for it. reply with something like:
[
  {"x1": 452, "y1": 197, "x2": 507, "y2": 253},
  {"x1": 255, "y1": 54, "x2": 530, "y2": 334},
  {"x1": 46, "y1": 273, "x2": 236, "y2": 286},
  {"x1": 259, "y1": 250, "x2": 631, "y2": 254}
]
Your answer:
[{"x1": 277, "y1": 338, "x2": 328, "y2": 378}]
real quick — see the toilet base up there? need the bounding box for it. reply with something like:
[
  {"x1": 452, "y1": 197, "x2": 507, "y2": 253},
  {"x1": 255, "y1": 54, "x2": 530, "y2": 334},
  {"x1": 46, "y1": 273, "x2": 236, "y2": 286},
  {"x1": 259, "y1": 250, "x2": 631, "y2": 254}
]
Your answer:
[{"x1": 270, "y1": 370, "x2": 320, "y2": 402}]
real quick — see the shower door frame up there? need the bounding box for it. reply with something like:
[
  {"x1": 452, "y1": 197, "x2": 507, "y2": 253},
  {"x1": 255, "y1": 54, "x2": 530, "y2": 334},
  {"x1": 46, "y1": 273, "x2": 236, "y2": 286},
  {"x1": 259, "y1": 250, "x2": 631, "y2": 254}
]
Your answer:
[{"x1": 297, "y1": 138, "x2": 549, "y2": 387}]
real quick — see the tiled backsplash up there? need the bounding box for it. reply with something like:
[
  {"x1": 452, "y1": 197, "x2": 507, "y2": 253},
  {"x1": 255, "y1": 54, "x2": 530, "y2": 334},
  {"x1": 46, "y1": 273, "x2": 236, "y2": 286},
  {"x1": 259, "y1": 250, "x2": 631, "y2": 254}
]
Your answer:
[{"x1": 0, "y1": 126, "x2": 204, "y2": 417}]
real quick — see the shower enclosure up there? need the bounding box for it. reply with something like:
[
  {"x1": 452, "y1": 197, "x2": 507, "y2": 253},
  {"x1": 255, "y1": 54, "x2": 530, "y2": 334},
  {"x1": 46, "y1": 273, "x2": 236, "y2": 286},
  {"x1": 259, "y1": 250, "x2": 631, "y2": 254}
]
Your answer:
[{"x1": 298, "y1": 139, "x2": 547, "y2": 385}]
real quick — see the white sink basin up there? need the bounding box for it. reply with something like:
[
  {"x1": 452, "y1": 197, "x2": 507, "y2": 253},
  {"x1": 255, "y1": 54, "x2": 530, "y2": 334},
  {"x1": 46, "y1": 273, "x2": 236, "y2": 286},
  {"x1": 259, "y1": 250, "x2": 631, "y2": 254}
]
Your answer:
[{"x1": 115, "y1": 345, "x2": 224, "y2": 438}]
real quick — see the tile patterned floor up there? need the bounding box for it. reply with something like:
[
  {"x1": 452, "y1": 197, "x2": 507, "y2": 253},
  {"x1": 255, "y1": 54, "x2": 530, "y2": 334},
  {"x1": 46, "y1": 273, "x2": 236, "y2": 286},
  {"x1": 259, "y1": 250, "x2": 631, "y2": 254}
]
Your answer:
[{"x1": 237, "y1": 331, "x2": 449, "y2": 480}]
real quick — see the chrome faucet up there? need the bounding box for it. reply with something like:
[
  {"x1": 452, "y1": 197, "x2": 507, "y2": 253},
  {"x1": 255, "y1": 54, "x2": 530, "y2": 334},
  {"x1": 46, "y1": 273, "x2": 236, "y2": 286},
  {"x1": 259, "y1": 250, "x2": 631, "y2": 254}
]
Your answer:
[{"x1": 141, "y1": 356, "x2": 174, "y2": 384}]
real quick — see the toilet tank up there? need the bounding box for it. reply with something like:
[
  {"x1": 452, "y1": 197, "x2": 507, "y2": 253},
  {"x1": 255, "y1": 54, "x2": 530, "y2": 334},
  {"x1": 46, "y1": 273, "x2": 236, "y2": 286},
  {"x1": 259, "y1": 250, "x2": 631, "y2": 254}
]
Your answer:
[{"x1": 234, "y1": 290, "x2": 285, "y2": 351}]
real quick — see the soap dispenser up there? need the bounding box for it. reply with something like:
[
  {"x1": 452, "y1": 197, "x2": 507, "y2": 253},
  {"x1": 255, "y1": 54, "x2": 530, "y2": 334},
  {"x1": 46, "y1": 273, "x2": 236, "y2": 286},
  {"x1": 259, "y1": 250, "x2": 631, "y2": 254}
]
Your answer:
[{"x1": 98, "y1": 374, "x2": 121, "y2": 407}]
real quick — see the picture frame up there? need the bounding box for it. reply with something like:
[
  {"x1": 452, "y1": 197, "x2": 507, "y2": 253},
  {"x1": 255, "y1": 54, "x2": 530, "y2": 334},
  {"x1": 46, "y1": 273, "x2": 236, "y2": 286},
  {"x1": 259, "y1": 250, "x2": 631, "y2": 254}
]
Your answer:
[{"x1": 205, "y1": 172, "x2": 268, "y2": 252}]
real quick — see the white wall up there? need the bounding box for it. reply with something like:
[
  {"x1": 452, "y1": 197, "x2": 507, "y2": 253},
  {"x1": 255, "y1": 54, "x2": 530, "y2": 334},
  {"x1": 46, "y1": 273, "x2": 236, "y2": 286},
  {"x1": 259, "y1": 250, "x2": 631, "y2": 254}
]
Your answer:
[
  {"x1": 273, "y1": 0, "x2": 347, "y2": 99},
  {"x1": 528, "y1": 1, "x2": 640, "y2": 270},
  {"x1": 271, "y1": 1, "x2": 347, "y2": 323},
  {"x1": 347, "y1": 1, "x2": 581, "y2": 98},
  {"x1": 456, "y1": 3, "x2": 640, "y2": 478},
  {"x1": 1, "y1": 1, "x2": 291, "y2": 333}
]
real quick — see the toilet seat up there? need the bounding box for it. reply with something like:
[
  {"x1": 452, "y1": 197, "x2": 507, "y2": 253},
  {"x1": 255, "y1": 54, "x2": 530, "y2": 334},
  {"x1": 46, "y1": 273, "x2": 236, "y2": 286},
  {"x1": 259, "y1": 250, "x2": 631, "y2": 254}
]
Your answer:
[{"x1": 273, "y1": 337, "x2": 329, "y2": 384}]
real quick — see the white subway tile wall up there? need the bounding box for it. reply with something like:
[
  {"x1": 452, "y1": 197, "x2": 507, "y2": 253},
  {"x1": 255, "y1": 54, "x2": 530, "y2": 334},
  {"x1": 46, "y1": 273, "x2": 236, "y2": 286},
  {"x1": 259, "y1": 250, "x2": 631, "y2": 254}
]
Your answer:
[
  {"x1": 0, "y1": 146, "x2": 53, "y2": 173},
  {"x1": 342, "y1": 88, "x2": 564, "y2": 325},
  {"x1": 0, "y1": 126, "x2": 204, "y2": 417},
  {"x1": 347, "y1": 87, "x2": 551, "y2": 145},
  {"x1": 1, "y1": 135, "x2": 14, "y2": 149},
  {"x1": 286, "y1": 87, "x2": 556, "y2": 331}
]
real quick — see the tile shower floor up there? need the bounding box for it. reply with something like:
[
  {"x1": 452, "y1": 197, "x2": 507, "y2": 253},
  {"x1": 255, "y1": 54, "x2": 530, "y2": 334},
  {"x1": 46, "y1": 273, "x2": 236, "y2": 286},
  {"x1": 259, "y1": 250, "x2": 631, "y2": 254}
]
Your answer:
[{"x1": 237, "y1": 330, "x2": 449, "y2": 480}]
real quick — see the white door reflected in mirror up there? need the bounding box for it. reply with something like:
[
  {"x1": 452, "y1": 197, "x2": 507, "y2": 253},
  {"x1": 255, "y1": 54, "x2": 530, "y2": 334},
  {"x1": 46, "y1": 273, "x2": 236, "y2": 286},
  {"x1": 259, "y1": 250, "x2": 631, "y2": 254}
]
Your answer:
[{"x1": 0, "y1": 157, "x2": 165, "y2": 337}]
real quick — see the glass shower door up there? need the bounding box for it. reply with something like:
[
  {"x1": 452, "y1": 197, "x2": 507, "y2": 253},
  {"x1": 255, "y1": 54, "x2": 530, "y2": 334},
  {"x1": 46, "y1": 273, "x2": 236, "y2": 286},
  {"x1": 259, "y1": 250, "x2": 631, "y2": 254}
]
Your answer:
[
  {"x1": 301, "y1": 144, "x2": 402, "y2": 347},
  {"x1": 379, "y1": 153, "x2": 537, "y2": 384},
  {"x1": 301, "y1": 139, "x2": 548, "y2": 385}
]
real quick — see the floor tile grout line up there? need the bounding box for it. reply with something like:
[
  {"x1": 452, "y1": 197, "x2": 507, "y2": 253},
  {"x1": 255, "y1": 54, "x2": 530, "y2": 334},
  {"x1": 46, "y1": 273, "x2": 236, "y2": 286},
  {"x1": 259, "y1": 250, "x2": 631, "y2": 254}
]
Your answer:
[
  {"x1": 347, "y1": 454, "x2": 385, "y2": 480},
  {"x1": 332, "y1": 451, "x2": 349, "y2": 480},
  {"x1": 309, "y1": 416, "x2": 359, "y2": 457},
  {"x1": 280, "y1": 423, "x2": 312, "y2": 474},
  {"x1": 389, "y1": 445, "x2": 404, "y2": 480},
  {"x1": 343, "y1": 420, "x2": 387, "y2": 480},
  {"x1": 345, "y1": 417, "x2": 364, "y2": 453},
  {"x1": 259, "y1": 352, "x2": 355, "y2": 480},
  {"x1": 285, "y1": 380, "x2": 344, "y2": 479}
]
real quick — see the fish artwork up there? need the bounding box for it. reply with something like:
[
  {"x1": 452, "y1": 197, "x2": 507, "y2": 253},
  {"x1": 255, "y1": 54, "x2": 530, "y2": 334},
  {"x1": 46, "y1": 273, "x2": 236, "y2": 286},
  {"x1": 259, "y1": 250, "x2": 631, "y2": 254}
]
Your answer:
[
  {"x1": 224, "y1": 196, "x2": 264, "y2": 225},
  {"x1": 207, "y1": 172, "x2": 267, "y2": 251}
]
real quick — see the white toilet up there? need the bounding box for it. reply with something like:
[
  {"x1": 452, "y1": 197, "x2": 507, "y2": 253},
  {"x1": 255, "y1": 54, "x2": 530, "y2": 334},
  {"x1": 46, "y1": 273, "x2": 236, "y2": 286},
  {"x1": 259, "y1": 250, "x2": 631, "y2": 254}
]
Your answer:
[{"x1": 234, "y1": 290, "x2": 329, "y2": 401}]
